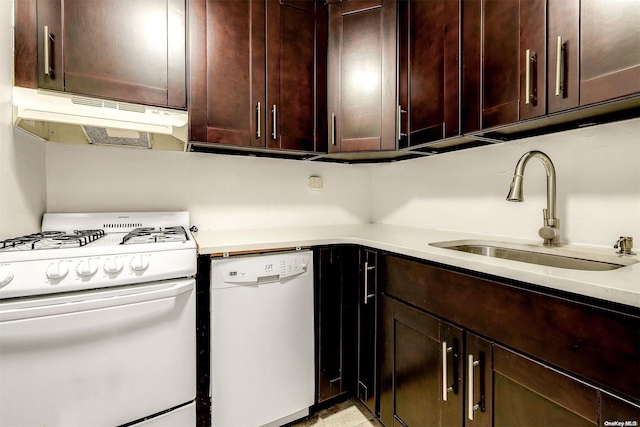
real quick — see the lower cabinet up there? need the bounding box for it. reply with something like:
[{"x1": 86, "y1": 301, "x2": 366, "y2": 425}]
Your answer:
[
  {"x1": 315, "y1": 246, "x2": 358, "y2": 402},
  {"x1": 316, "y1": 248, "x2": 640, "y2": 426},
  {"x1": 379, "y1": 295, "x2": 463, "y2": 427},
  {"x1": 357, "y1": 249, "x2": 379, "y2": 414}
]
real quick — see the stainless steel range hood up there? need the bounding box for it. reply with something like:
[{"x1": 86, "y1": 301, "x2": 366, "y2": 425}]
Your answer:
[{"x1": 12, "y1": 87, "x2": 189, "y2": 144}]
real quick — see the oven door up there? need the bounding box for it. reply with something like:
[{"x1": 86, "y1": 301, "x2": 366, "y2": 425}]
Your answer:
[{"x1": 0, "y1": 279, "x2": 195, "y2": 427}]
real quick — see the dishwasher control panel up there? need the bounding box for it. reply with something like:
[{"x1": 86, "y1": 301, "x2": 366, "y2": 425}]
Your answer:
[{"x1": 213, "y1": 251, "x2": 312, "y2": 285}]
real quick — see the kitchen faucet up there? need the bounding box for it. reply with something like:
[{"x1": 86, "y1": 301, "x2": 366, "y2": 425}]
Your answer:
[{"x1": 506, "y1": 150, "x2": 560, "y2": 246}]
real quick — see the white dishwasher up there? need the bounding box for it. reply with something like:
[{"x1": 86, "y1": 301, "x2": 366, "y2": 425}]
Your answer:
[{"x1": 210, "y1": 250, "x2": 314, "y2": 427}]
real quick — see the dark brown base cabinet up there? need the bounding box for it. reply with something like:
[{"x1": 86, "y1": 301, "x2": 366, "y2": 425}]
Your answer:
[
  {"x1": 315, "y1": 247, "x2": 358, "y2": 403},
  {"x1": 374, "y1": 252, "x2": 640, "y2": 427},
  {"x1": 358, "y1": 249, "x2": 379, "y2": 414}
]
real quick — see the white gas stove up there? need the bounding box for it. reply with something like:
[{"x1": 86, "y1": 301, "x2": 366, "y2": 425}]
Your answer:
[
  {"x1": 0, "y1": 211, "x2": 197, "y2": 299},
  {"x1": 0, "y1": 212, "x2": 197, "y2": 427}
]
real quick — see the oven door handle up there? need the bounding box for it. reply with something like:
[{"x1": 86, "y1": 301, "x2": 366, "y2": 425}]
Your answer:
[{"x1": 0, "y1": 281, "x2": 194, "y2": 322}]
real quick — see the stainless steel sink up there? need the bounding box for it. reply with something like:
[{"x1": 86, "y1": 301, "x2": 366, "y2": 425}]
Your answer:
[{"x1": 429, "y1": 240, "x2": 639, "y2": 271}]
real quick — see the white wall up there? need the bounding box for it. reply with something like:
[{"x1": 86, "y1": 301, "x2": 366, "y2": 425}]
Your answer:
[
  {"x1": 46, "y1": 144, "x2": 372, "y2": 231},
  {"x1": 0, "y1": 0, "x2": 47, "y2": 240},
  {"x1": 371, "y1": 118, "x2": 640, "y2": 247}
]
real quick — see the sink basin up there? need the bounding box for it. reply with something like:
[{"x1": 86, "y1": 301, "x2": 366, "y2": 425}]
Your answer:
[{"x1": 429, "y1": 240, "x2": 639, "y2": 271}]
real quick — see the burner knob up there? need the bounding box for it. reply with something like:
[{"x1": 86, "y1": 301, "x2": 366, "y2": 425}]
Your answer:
[
  {"x1": 77, "y1": 258, "x2": 98, "y2": 277},
  {"x1": 46, "y1": 260, "x2": 69, "y2": 280},
  {"x1": 0, "y1": 266, "x2": 13, "y2": 287},
  {"x1": 103, "y1": 257, "x2": 124, "y2": 275},
  {"x1": 130, "y1": 254, "x2": 150, "y2": 272}
]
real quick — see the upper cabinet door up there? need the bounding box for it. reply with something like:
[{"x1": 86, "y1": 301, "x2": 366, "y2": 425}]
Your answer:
[
  {"x1": 547, "y1": 0, "x2": 579, "y2": 114},
  {"x1": 398, "y1": 0, "x2": 460, "y2": 148},
  {"x1": 32, "y1": 0, "x2": 186, "y2": 108},
  {"x1": 484, "y1": 0, "x2": 546, "y2": 126},
  {"x1": 189, "y1": 0, "x2": 325, "y2": 151},
  {"x1": 266, "y1": 1, "x2": 327, "y2": 152},
  {"x1": 327, "y1": 0, "x2": 397, "y2": 153},
  {"x1": 463, "y1": 0, "x2": 546, "y2": 131},
  {"x1": 580, "y1": 0, "x2": 640, "y2": 106},
  {"x1": 190, "y1": 0, "x2": 265, "y2": 147}
]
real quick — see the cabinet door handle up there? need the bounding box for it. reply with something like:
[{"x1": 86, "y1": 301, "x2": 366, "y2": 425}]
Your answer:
[
  {"x1": 525, "y1": 49, "x2": 536, "y2": 105},
  {"x1": 442, "y1": 341, "x2": 454, "y2": 401},
  {"x1": 467, "y1": 354, "x2": 481, "y2": 421},
  {"x1": 555, "y1": 36, "x2": 565, "y2": 97},
  {"x1": 330, "y1": 113, "x2": 336, "y2": 146},
  {"x1": 256, "y1": 102, "x2": 261, "y2": 139},
  {"x1": 43, "y1": 25, "x2": 54, "y2": 78},
  {"x1": 363, "y1": 261, "x2": 375, "y2": 305},
  {"x1": 271, "y1": 104, "x2": 277, "y2": 140},
  {"x1": 397, "y1": 105, "x2": 407, "y2": 142}
]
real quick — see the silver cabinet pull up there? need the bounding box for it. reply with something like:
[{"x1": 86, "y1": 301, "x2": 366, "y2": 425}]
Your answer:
[
  {"x1": 467, "y1": 354, "x2": 481, "y2": 421},
  {"x1": 256, "y1": 102, "x2": 261, "y2": 139},
  {"x1": 555, "y1": 36, "x2": 564, "y2": 97},
  {"x1": 525, "y1": 49, "x2": 536, "y2": 105},
  {"x1": 271, "y1": 104, "x2": 277, "y2": 140},
  {"x1": 363, "y1": 261, "x2": 375, "y2": 305},
  {"x1": 43, "y1": 25, "x2": 54, "y2": 78},
  {"x1": 442, "y1": 341, "x2": 454, "y2": 401},
  {"x1": 330, "y1": 113, "x2": 336, "y2": 146},
  {"x1": 397, "y1": 105, "x2": 407, "y2": 141}
]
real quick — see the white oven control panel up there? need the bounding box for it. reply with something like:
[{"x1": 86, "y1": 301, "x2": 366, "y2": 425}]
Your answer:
[{"x1": 0, "y1": 248, "x2": 196, "y2": 299}]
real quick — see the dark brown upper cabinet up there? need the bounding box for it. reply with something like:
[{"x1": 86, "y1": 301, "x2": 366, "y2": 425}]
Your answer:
[
  {"x1": 463, "y1": 0, "x2": 546, "y2": 132},
  {"x1": 15, "y1": 0, "x2": 187, "y2": 108},
  {"x1": 327, "y1": 0, "x2": 397, "y2": 153},
  {"x1": 580, "y1": 0, "x2": 640, "y2": 106},
  {"x1": 398, "y1": 0, "x2": 460, "y2": 148},
  {"x1": 547, "y1": 0, "x2": 579, "y2": 114},
  {"x1": 189, "y1": 0, "x2": 326, "y2": 152},
  {"x1": 548, "y1": 0, "x2": 640, "y2": 114}
]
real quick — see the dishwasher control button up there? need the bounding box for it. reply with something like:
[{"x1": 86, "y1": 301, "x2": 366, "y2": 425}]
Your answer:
[
  {"x1": 130, "y1": 254, "x2": 150, "y2": 272},
  {"x1": 46, "y1": 260, "x2": 69, "y2": 280},
  {"x1": 0, "y1": 266, "x2": 13, "y2": 287},
  {"x1": 103, "y1": 257, "x2": 124, "y2": 275},
  {"x1": 77, "y1": 259, "x2": 98, "y2": 277}
]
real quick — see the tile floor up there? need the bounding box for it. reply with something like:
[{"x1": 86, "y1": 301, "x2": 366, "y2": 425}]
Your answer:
[{"x1": 290, "y1": 399, "x2": 384, "y2": 427}]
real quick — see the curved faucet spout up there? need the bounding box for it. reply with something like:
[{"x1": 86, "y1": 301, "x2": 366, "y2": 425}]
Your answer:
[{"x1": 506, "y1": 151, "x2": 560, "y2": 246}]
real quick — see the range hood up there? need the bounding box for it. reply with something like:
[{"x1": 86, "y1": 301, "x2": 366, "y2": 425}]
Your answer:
[{"x1": 12, "y1": 87, "x2": 189, "y2": 143}]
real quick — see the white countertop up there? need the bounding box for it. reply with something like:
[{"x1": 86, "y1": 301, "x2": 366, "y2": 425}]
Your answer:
[{"x1": 193, "y1": 224, "x2": 640, "y2": 308}]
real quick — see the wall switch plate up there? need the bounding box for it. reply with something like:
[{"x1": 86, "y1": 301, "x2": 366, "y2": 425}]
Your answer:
[{"x1": 308, "y1": 176, "x2": 323, "y2": 191}]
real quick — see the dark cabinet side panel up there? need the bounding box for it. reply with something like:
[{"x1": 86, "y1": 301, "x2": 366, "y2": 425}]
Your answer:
[{"x1": 14, "y1": 0, "x2": 38, "y2": 89}]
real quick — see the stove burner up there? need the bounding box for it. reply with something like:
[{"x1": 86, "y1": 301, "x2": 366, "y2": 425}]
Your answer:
[
  {"x1": 0, "y1": 230, "x2": 106, "y2": 251},
  {"x1": 122, "y1": 227, "x2": 188, "y2": 245}
]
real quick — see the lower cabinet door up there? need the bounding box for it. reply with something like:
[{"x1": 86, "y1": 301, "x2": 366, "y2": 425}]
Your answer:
[
  {"x1": 358, "y1": 249, "x2": 378, "y2": 414},
  {"x1": 379, "y1": 296, "x2": 462, "y2": 427},
  {"x1": 492, "y1": 343, "x2": 599, "y2": 426}
]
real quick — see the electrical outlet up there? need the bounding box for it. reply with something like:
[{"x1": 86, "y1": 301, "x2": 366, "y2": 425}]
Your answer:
[{"x1": 308, "y1": 176, "x2": 323, "y2": 191}]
